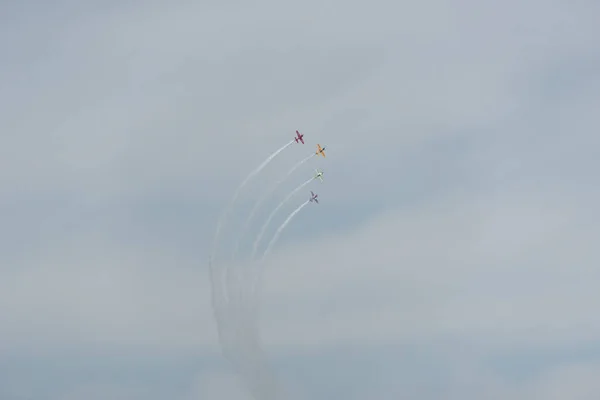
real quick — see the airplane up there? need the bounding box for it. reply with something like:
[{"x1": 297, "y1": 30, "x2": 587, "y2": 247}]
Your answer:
[
  {"x1": 314, "y1": 168, "x2": 324, "y2": 182},
  {"x1": 316, "y1": 143, "x2": 326, "y2": 157},
  {"x1": 294, "y1": 130, "x2": 304, "y2": 144},
  {"x1": 309, "y1": 191, "x2": 319, "y2": 204}
]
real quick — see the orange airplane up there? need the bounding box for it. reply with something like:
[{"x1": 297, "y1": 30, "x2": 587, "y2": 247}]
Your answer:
[{"x1": 316, "y1": 144, "x2": 326, "y2": 157}]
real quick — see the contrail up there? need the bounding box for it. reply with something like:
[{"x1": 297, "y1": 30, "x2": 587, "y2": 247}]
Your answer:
[
  {"x1": 210, "y1": 139, "x2": 294, "y2": 265},
  {"x1": 262, "y1": 200, "x2": 310, "y2": 260},
  {"x1": 232, "y1": 153, "x2": 315, "y2": 260},
  {"x1": 251, "y1": 177, "x2": 314, "y2": 260}
]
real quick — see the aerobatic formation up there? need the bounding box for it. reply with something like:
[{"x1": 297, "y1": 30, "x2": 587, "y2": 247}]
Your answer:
[{"x1": 209, "y1": 130, "x2": 328, "y2": 400}]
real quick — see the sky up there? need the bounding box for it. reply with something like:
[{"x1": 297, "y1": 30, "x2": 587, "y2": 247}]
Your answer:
[{"x1": 1, "y1": 0, "x2": 599, "y2": 399}]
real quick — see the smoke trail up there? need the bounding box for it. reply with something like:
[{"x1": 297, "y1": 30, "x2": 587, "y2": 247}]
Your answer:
[
  {"x1": 233, "y1": 179, "x2": 313, "y2": 399},
  {"x1": 208, "y1": 140, "x2": 294, "y2": 400},
  {"x1": 232, "y1": 153, "x2": 315, "y2": 260},
  {"x1": 210, "y1": 140, "x2": 294, "y2": 265},
  {"x1": 242, "y1": 199, "x2": 311, "y2": 324},
  {"x1": 228, "y1": 153, "x2": 316, "y2": 339},
  {"x1": 251, "y1": 177, "x2": 314, "y2": 260},
  {"x1": 262, "y1": 200, "x2": 310, "y2": 260}
]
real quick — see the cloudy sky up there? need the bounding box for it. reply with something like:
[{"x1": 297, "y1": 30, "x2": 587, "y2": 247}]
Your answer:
[{"x1": 1, "y1": 0, "x2": 599, "y2": 399}]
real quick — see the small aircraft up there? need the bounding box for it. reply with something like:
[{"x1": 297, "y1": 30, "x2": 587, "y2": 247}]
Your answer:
[
  {"x1": 314, "y1": 168, "x2": 324, "y2": 182},
  {"x1": 294, "y1": 130, "x2": 304, "y2": 144},
  {"x1": 316, "y1": 144, "x2": 326, "y2": 157},
  {"x1": 309, "y1": 191, "x2": 319, "y2": 204}
]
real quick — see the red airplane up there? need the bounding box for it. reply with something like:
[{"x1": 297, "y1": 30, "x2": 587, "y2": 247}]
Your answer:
[
  {"x1": 294, "y1": 130, "x2": 304, "y2": 144},
  {"x1": 309, "y1": 191, "x2": 319, "y2": 204}
]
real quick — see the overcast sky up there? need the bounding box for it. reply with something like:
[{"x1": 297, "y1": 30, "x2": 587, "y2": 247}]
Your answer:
[{"x1": 1, "y1": 0, "x2": 600, "y2": 399}]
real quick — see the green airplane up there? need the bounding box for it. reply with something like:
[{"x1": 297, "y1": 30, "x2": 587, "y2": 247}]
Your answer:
[{"x1": 314, "y1": 168, "x2": 324, "y2": 182}]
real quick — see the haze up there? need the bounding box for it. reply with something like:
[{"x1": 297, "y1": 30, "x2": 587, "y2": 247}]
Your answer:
[{"x1": 1, "y1": 0, "x2": 599, "y2": 399}]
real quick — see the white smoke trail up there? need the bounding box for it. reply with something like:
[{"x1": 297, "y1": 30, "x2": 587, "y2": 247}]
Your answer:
[
  {"x1": 228, "y1": 153, "x2": 316, "y2": 339},
  {"x1": 262, "y1": 200, "x2": 310, "y2": 260},
  {"x1": 210, "y1": 139, "x2": 293, "y2": 312},
  {"x1": 241, "y1": 199, "x2": 313, "y2": 332},
  {"x1": 251, "y1": 177, "x2": 314, "y2": 260},
  {"x1": 232, "y1": 153, "x2": 315, "y2": 260},
  {"x1": 244, "y1": 199, "x2": 311, "y2": 313},
  {"x1": 208, "y1": 139, "x2": 294, "y2": 400},
  {"x1": 210, "y1": 140, "x2": 294, "y2": 266}
]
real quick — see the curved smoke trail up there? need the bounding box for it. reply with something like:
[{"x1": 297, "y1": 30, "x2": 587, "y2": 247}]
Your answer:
[
  {"x1": 241, "y1": 199, "x2": 310, "y2": 356},
  {"x1": 208, "y1": 139, "x2": 295, "y2": 400},
  {"x1": 210, "y1": 256, "x2": 284, "y2": 400},
  {"x1": 232, "y1": 153, "x2": 315, "y2": 261},
  {"x1": 243, "y1": 199, "x2": 312, "y2": 318},
  {"x1": 262, "y1": 200, "x2": 310, "y2": 260},
  {"x1": 210, "y1": 140, "x2": 294, "y2": 265},
  {"x1": 251, "y1": 178, "x2": 314, "y2": 260}
]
